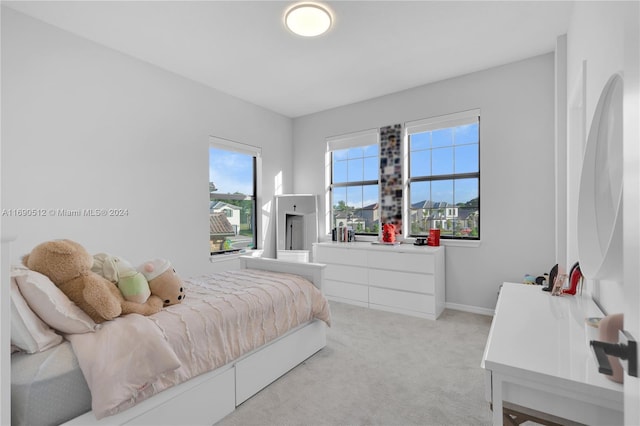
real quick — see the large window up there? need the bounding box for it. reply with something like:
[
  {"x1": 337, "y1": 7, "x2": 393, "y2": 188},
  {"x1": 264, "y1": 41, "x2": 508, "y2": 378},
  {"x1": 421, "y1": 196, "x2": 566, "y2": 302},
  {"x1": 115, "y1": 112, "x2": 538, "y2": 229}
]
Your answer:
[
  {"x1": 406, "y1": 110, "x2": 480, "y2": 240},
  {"x1": 209, "y1": 137, "x2": 260, "y2": 254},
  {"x1": 327, "y1": 129, "x2": 379, "y2": 235}
]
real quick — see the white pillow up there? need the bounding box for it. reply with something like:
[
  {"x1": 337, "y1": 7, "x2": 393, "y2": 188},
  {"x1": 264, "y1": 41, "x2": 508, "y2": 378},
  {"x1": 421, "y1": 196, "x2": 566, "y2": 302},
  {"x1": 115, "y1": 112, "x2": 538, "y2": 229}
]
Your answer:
[
  {"x1": 14, "y1": 269, "x2": 97, "y2": 334},
  {"x1": 10, "y1": 276, "x2": 63, "y2": 353}
]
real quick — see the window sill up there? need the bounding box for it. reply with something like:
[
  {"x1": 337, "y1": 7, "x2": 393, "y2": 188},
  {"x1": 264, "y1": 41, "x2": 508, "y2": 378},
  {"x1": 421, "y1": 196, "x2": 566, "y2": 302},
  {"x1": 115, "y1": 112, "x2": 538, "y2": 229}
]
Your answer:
[
  {"x1": 403, "y1": 236, "x2": 481, "y2": 247},
  {"x1": 322, "y1": 234, "x2": 481, "y2": 247},
  {"x1": 320, "y1": 234, "x2": 380, "y2": 243},
  {"x1": 209, "y1": 249, "x2": 263, "y2": 263},
  {"x1": 353, "y1": 235, "x2": 379, "y2": 243}
]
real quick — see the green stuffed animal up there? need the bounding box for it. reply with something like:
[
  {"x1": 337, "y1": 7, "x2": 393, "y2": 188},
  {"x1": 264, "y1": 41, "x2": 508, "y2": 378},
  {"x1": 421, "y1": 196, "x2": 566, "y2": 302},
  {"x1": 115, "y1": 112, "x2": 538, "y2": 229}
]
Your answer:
[{"x1": 92, "y1": 253, "x2": 151, "y2": 304}]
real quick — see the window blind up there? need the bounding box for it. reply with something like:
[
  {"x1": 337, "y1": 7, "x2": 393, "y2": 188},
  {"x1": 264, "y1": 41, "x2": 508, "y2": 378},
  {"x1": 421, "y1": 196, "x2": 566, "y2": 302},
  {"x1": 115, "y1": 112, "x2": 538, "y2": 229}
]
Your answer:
[
  {"x1": 405, "y1": 109, "x2": 480, "y2": 135},
  {"x1": 326, "y1": 128, "x2": 379, "y2": 151},
  {"x1": 210, "y1": 136, "x2": 262, "y2": 158}
]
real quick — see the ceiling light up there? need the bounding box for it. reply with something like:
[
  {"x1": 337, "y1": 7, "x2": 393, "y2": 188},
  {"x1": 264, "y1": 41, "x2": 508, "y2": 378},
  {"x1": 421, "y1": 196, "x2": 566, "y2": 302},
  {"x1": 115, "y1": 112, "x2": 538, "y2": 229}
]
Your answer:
[{"x1": 285, "y1": 3, "x2": 332, "y2": 37}]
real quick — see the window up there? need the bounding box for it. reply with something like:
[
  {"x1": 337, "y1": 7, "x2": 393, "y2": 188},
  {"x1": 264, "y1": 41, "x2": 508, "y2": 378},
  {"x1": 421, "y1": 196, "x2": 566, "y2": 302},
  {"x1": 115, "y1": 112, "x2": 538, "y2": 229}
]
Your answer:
[
  {"x1": 209, "y1": 137, "x2": 260, "y2": 254},
  {"x1": 406, "y1": 110, "x2": 480, "y2": 240},
  {"x1": 327, "y1": 129, "x2": 380, "y2": 235}
]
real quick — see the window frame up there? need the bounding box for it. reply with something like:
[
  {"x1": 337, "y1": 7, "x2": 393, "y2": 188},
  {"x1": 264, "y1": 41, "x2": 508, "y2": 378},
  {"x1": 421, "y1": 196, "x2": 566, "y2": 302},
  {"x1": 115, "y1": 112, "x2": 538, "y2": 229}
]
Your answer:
[
  {"x1": 209, "y1": 136, "x2": 261, "y2": 255},
  {"x1": 326, "y1": 129, "x2": 380, "y2": 237},
  {"x1": 405, "y1": 110, "x2": 481, "y2": 241}
]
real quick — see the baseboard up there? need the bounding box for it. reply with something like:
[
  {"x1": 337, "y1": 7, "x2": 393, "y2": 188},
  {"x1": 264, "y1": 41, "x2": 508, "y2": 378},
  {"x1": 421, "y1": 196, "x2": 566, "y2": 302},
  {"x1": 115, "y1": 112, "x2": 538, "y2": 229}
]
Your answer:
[{"x1": 445, "y1": 302, "x2": 494, "y2": 316}]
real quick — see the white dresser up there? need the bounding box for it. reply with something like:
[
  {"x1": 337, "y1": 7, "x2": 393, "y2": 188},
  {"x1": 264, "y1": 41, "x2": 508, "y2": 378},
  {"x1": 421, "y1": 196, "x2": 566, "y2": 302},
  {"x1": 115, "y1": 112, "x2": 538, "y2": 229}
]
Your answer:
[
  {"x1": 313, "y1": 242, "x2": 445, "y2": 320},
  {"x1": 482, "y1": 282, "x2": 623, "y2": 425}
]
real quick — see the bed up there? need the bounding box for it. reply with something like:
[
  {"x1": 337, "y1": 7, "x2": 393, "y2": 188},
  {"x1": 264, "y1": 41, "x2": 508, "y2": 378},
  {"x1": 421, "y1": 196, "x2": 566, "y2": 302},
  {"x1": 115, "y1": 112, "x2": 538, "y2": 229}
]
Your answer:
[{"x1": 10, "y1": 256, "x2": 329, "y2": 426}]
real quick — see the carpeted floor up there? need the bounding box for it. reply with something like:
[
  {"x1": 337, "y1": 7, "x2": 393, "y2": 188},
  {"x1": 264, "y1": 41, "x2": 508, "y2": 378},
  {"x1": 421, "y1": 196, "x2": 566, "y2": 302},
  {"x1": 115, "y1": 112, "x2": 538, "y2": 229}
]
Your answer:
[{"x1": 217, "y1": 301, "x2": 494, "y2": 426}]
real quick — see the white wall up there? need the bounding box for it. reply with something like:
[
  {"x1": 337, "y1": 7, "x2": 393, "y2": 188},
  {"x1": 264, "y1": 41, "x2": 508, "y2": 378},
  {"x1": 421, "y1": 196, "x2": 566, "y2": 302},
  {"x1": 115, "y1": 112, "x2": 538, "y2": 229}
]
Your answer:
[
  {"x1": 292, "y1": 54, "x2": 556, "y2": 312},
  {"x1": 565, "y1": 1, "x2": 633, "y2": 314},
  {"x1": 1, "y1": 8, "x2": 292, "y2": 274}
]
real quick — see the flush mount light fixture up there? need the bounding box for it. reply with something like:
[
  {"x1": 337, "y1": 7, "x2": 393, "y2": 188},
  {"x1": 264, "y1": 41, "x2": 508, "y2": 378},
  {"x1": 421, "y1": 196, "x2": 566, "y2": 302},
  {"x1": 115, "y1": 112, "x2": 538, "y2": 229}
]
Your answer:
[{"x1": 285, "y1": 2, "x2": 333, "y2": 37}]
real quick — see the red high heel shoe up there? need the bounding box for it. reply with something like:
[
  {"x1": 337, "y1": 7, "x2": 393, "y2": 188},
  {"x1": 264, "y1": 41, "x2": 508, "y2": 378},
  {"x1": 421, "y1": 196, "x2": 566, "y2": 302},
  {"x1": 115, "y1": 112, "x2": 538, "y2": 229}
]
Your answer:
[{"x1": 563, "y1": 262, "x2": 583, "y2": 295}]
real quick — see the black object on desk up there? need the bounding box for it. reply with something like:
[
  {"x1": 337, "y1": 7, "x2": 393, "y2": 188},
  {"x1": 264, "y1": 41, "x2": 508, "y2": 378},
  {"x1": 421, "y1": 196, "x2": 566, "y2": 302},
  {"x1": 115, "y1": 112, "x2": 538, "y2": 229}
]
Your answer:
[{"x1": 542, "y1": 264, "x2": 558, "y2": 292}]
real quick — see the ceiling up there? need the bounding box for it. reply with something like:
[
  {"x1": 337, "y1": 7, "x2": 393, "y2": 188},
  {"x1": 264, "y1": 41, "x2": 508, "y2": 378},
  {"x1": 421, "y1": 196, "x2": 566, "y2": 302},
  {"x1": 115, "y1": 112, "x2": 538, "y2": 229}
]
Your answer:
[{"x1": 4, "y1": 1, "x2": 574, "y2": 118}]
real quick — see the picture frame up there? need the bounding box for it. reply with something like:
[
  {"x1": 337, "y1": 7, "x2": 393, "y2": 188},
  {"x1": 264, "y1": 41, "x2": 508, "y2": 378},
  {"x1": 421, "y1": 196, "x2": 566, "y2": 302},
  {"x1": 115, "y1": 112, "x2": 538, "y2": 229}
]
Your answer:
[{"x1": 552, "y1": 273, "x2": 568, "y2": 296}]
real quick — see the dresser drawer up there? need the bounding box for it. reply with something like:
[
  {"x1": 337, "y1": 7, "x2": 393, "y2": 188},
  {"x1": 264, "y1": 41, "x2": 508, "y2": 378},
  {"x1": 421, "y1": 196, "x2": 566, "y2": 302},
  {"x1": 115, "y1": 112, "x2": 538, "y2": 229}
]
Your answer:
[
  {"x1": 368, "y1": 269, "x2": 434, "y2": 294},
  {"x1": 315, "y1": 246, "x2": 367, "y2": 266},
  {"x1": 369, "y1": 287, "x2": 434, "y2": 314},
  {"x1": 367, "y1": 251, "x2": 434, "y2": 274},
  {"x1": 324, "y1": 264, "x2": 368, "y2": 285},
  {"x1": 314, "y1": 243, "x2": 443, "y2": 319},
  {"x1": 323, "y1": 279, "x2": 368, "y2": 303}
]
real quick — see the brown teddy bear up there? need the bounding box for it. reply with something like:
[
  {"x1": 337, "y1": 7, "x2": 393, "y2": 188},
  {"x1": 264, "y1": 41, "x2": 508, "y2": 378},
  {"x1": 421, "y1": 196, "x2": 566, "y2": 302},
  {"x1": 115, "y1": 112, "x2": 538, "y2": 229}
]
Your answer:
[
  {"x1": 22, "y1": 239, "x2": 163, "y2": 323},
  {"x1": 138, "y1": 258, "x2": 185, "y2": 306}
]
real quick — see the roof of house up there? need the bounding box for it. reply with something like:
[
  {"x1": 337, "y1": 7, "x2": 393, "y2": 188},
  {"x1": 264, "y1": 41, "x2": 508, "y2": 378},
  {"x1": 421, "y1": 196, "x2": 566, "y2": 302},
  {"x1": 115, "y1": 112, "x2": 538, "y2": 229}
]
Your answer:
[
  {"x1": 210, "y1": 201, "x2": 241, "y2": 211},
  {"x1": 210, "y1": 212, "x2": 235, "y2": 235},
  {"x1": 411, "y1": 200, "x2": 450, "y2": 209},
  {"x1": 357, "y1": 203, "x2": 379, "y2": 211},
  {"x1": 456, "y1": 207, "x2": 479, "y2": 221}
]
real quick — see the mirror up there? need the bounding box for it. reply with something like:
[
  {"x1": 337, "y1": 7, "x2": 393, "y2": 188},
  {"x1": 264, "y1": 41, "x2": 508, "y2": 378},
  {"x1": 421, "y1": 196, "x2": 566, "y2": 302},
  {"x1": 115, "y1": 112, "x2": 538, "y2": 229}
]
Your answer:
[
  {"x1": 275, "y1": 194, "x2": 318, "y2": 262},
  {"x1": 577, "y1": 73, "x2": 623, "y2": 281}
]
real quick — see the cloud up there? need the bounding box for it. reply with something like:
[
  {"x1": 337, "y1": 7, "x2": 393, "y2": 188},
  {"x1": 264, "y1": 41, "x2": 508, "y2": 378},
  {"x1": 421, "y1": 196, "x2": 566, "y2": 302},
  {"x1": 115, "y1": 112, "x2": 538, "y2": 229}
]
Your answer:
[{"x1": 209, "y1": 149, "x2": 254, "y2": 195}]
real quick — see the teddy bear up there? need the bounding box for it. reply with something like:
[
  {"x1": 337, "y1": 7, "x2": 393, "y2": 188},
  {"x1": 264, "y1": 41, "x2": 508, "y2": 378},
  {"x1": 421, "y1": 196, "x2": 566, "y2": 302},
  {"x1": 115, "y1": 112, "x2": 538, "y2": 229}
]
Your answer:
[
  {"x1": 22, "y1": 239, "x2": 163, "y2": 323},
  {"x1": 92, "y1": 253, "x2": 151, "y2": 304},
  {"x1": 138, "y1": 258, "x2": 185, "y2": 306}
]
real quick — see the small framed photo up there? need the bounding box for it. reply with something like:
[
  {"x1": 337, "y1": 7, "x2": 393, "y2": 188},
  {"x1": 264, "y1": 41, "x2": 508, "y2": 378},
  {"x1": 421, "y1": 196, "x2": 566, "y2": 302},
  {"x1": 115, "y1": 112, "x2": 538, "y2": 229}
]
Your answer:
[{"x1": 552, "y1": 273, "x2": 568, "y2": 296}]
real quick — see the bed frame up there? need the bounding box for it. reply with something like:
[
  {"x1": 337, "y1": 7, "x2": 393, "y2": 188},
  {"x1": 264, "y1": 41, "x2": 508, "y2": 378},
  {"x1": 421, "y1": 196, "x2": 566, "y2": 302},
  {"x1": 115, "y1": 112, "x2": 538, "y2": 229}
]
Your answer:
[{"x1": 60, "y1": 256, "x2": 327, "y2": 425}]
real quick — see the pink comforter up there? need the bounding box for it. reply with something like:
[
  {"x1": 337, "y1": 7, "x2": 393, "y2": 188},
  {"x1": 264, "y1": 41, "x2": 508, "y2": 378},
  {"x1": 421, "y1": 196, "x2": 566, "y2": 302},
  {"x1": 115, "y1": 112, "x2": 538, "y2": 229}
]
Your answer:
[{"x1": 67, "y1": 269, "x2": 331, "y2": 419}]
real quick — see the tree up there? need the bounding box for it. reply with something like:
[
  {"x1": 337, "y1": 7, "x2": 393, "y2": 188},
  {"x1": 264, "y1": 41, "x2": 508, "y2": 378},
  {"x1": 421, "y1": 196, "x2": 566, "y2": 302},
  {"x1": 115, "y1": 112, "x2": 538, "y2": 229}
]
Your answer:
[
  {"x1": 457, "y1": 197, "x2": 478, "y2": 207},
  {"x1": 333, "y1": 200, "x2": 352, "y2": 213}
]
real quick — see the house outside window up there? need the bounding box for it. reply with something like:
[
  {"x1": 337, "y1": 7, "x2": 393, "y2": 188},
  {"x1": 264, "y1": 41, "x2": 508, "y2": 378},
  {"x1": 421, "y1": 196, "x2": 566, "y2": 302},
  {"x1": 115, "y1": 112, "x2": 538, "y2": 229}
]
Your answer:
[
  {"x1": 326, "y1": 129, "x2": 380, "y2": 236},
  {"x1": 209, "y1": 137, "x2": 261, "y2": 254},
  {"x1": 406, "y1": 110, "x2": 480, "y2": 240}
]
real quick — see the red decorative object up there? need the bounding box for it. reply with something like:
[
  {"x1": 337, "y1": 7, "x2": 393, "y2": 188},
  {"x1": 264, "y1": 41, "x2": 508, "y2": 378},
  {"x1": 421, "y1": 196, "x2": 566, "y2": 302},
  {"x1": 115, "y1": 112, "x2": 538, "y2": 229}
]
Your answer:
[
  {"x1": 382, "y1": 224, "x2": 396, "y2": 243},
  {"x1": 427, "y1": 229, "x2": 440, "y2": 246}
]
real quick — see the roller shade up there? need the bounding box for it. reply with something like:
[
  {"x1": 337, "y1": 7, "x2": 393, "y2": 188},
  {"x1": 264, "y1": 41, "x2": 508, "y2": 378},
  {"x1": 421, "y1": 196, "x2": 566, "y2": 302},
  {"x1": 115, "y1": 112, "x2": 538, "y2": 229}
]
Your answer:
[
  {"x1": 326, "y1": 128, "x2": 379, "y2": 151},
  {"x1": 405, "y1": 109, "x2": 480, "y2": 135},
  {"x1": 210, "y1": 136, "x2": 261, "y2": 158}
]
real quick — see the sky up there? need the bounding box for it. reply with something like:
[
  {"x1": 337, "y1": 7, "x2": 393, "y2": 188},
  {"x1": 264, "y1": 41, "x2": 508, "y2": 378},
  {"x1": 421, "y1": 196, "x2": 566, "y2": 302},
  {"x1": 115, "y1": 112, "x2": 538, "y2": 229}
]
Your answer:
[
  {"x1": 332, "y1": 123, "x2": 479, "y2": 208},
  {"x1": 209, "y1": 147, "x2": 254, "y2": 196},
  {"x1": 209, "y1": 123, "x2": 479, "y2": 207}
]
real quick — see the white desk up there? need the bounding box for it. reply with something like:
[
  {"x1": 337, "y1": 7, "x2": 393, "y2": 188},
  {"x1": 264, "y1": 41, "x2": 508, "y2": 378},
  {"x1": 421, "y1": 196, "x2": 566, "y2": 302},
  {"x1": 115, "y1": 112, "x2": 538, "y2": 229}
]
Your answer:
[{"x1": 482, "y1": 283, "x2": 623, "y2": 425}]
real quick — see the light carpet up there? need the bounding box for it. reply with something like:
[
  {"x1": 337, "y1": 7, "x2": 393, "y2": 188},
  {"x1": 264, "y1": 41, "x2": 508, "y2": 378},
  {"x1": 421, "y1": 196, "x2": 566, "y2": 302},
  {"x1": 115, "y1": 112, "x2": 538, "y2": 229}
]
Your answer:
[{"x1": 217, "y1": 301, "x2": 494, "y2": 426}]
